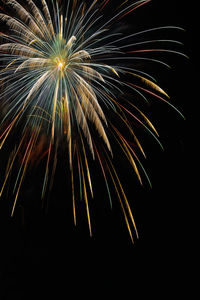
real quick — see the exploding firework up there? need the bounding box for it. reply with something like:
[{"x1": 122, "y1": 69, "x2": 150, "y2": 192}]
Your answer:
[{"x1": 0, "y1": 0, "x2": 186, "y2": 242}]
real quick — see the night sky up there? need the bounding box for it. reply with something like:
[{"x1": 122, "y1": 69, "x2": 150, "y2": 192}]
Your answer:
[{"x1": 0, "y1": 0, "x2": 193, "y2": 298}]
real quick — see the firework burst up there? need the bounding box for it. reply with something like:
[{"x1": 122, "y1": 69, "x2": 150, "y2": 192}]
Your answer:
[{"x1": 0, "y1": 0, "x2": 186, "y2": 242}]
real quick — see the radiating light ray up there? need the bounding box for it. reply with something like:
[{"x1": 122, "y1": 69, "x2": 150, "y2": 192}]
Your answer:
[
  {"x1": 94, "y1": 56, "x2": 172, "y2": 68},
  {"x1": 105, "y1": 149, "x2": 138, "y2": 241},
  {"x1": 128, "y1": 48, "x2": 189, "y2": 59},
  {"x1": 118, "y1": 0, "x2": 151, "y2": 19},
  {"x1": 100, "y1": 0, "x2": 111, "y2": 11},
  {"x1": 128, "y1": 82, "x2": 185, "y2": 119},
  {"x1": 79, "y1": 149, "x2": 92, "y2": 237},
  {"x1": 107, "y1": 26, "x2": 185, "y2": 47},
  {"x1": 127, "y1": 73, "x2": 169, "y2": 99},
  {"x1": 111, "y1": 123, "x2": 143, "y2": 185},
  {"x1": 113, "y1": 99, "x2": 164, "y2": 150},
  {"x1": 0, "y1": 0, "x2": 185, "y2": 241},
  {"x1": 94, "y1": 143, "x2": 113, "y2": 209},
  {"x1": 119, "y1": 39, "x2": 184, "y2": 50}
]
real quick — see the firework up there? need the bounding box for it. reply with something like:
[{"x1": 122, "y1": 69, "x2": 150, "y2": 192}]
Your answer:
[{"x1": 0, "y1": 0, "x2": 186, "y2": 242}]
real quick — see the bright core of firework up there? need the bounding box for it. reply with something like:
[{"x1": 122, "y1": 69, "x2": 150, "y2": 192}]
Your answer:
[
  {"x1": 0, "y1": 0, "x2": 185, "y2": 242},
  {"x1": 53, "y1": 34, "x2": 78, "y2": 70},
  {"x1": 57, "y1": 61, "x2": 63, "y2": 69}
]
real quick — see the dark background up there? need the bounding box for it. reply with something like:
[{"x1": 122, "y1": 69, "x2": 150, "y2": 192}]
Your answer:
[{"x1": 0, "y1": 0, "x2": 193, "y2": 298}]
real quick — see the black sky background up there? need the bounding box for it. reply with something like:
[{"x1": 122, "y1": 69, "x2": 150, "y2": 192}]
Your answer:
[{"x1": 0, "y1": 0, "x2": 194, "y2": 298}]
